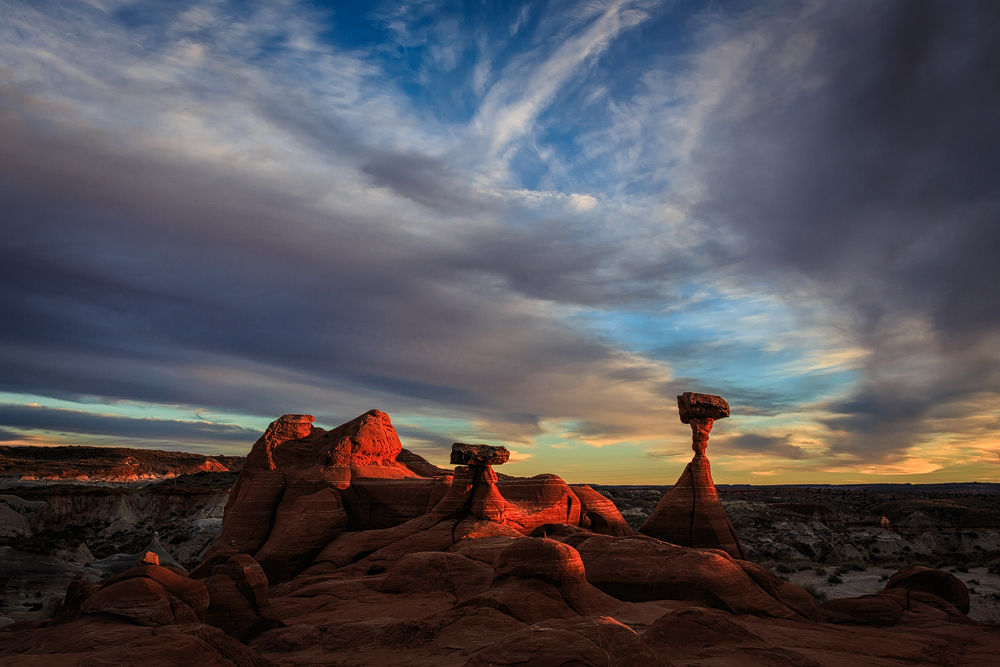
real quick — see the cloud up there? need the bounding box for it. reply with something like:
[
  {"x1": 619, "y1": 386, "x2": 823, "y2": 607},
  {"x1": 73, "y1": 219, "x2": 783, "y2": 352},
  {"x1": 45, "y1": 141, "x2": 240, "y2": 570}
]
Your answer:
[
  {"x1": 0, "y1": 0, "x2": 997, "y2": 479},
  {"x1": 0, "y1": 404, "x2": 258, "y2": 443},
  {"x1": 722, "y1": 433, "x2": 805, "y2": 460},
  {"x1": 0, "y1": 427, "x2": 22, "y2": 442},
  {"x1": 651, "y1": 0, "x2": 1000, "y2": 461}
]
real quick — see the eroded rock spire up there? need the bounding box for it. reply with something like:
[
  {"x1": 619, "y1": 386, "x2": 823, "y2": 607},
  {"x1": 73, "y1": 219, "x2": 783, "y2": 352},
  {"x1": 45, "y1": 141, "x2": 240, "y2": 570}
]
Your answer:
[{"x1": 639, "y1": 392, "x2": 746, "y2": 559}]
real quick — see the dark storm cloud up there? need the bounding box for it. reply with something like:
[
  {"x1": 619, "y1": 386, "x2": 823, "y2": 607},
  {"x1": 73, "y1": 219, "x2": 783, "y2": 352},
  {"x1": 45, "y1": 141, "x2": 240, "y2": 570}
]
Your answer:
[
  {"x1": 0, "y1": 77, "x2": 654, "y2": 431},
  {"x1": 0, "y1": 428, "x2": 21, "y2": 442},
  {"x1": 361, "y1": 150, "x2": 494, "y2": 216},
  {"x1": 723, "y1": 434, "x2": 805, "y2": 460},
  {"x1": 0, "y1": 405, "x2": 258, "y2": 442},
  {"x1": 688, "y1": 0, "x2": 1000, "y2": 459}
]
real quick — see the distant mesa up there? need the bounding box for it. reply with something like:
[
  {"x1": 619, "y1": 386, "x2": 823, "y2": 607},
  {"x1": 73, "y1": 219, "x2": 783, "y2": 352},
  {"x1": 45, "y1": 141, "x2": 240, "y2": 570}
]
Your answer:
[{"x1": 0, "y1": 444, "x2": 244, "y2": 487}]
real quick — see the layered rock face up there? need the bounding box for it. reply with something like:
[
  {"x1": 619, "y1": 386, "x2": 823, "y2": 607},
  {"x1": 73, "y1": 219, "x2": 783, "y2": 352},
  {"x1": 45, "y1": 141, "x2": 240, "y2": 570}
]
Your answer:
[
  {"x1": 0, "y1": 445, "x2": 242, "y2": 484},
  {"x1": 201, "y1": 411, "x2": 627, "y2": 584},
  {"x1": 4, "y1": 408, "x2": 998, "y2": 666},
  {"x1": 639, "y1": 392, "x2": 747, "y2": 559}
]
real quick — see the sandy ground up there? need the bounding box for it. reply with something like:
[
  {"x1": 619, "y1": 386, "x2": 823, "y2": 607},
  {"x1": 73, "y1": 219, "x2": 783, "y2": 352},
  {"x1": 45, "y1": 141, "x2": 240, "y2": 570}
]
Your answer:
[{"x1": 780, "y1": 566, "x2": 1000, "y2": 624}]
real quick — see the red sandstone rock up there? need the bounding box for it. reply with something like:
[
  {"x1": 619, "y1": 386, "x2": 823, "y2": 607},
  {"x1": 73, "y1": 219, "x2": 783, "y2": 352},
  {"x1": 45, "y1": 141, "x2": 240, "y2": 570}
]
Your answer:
[
  {"x1": 496, "y1": 474, "x2": 584, "y2": 534},
  {"x1": 820, "y1": 587, "x2": 975, "y2": 627},
  {"x1": 494, "y1": 537, "x2": 586, "y2": 586},
  {"x1": 56, "y1": 564, "x2": 209, "y2": 628},
  {"x1": 137, "y1": 551, "x2": 160, "y2": 566},
  {"x1": 306, "y1": 513, "x2": 447, "y2": 571},
  {"x1": 641, "y1": 606, "x2": 822, "y2": 666},
  {"x1": 451, "y1": 443, "x2": 510, "y2": 466},
  {"x1": 464, "y1": 577, "x2": 582, "y2": 625},
  {"x1": 571, "y1": 534, "x2": 812, "y2": 620},
  {"x1": 641, "y1": 605, "x2": 768, "y2": 653},
  {"x1": 884, "y1": 565, "x2": 971, "y2": 614},
  {"x1": 209, "y1": 468, "x2": 287, "y2": 558},
  {"x1": 203, "y1": 410, "x2": 437, "y2": 580},
  {"x1": 204, "y1": 554, "x2": 281, "y2": 642},
  {"x1": 254, "y1": 487, "x2": 348, "y2": 583},
  {"x1": 81, "y1": 576, "x2": 176, "y2": 626},
  {"x1": 378, "y1": 551, "x2": 494, "y2": 601},
  {"x1": 639, "y1": 391, "x2": 744, "y2": 557},
  {"x1": 460, "y1": 537, "x2": 621, "y2": 626},
  {"x1": 463, "y1": 616, "x2": 671, "y2": 667},
  {"x1": 343, "y1": 475, "x2": 452, "y2": 530},
  {"x1": 677, "y1": 391, "x2": 730, "y2": 423},
  {"x1": 638, "y1": 454, "x2": 746, "y2": 559},
  {"x1": 569, "y1": 485, "x2": 633, "y2": 536}
]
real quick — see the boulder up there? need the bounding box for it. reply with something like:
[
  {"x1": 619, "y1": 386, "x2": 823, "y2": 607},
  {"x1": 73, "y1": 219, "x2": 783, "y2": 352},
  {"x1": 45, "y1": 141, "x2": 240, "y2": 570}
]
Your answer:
[
  {"x1": 137, "y1": 551, "x2": 160, "y2": 566},
  {"x1": 494, "y1": 537, "x2": 586, "y2": 586},
  {"x1": 677, "y1": 392, "x2": 730, "y2": 422},
  {"x1": 496, "y1": 474, "x2": 584, "y2": 534},
  {"x1": 80, "y1": 577, "x2": 176, "y2": 627},
  {"x1": 462, "y1": 538, "x2": 620, "y2": 625},
  {"x1": 569, "y1": 485, "x2": 633, "y2": 536},
  {"x1": 65, "y1": 564, "x2": 208, "y2": 627},
  {"x1": 204, "y1": 554, "x2": 281, "y2": 642},
  {"x1": 884, "y1": 565, "x2": 970, "y2": 614},
  {"x1": 463, "y1": 616, "x2": 671, "y2": 667},
  {"x1": 820, "y1": 587, "x2": 974, "y2": 627},
  {"x1": 451, "y1": 443, "x2": 511, "y2": 466},
  {"x1": 571, "y1": 534, "x2": 812, "y2": 620}
]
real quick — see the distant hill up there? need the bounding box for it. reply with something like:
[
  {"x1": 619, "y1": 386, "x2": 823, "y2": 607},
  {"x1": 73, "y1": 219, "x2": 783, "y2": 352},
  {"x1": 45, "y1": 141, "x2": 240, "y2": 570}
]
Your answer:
[{"x1": 0, "y1": 445, "x2": 245, "y2": 486}]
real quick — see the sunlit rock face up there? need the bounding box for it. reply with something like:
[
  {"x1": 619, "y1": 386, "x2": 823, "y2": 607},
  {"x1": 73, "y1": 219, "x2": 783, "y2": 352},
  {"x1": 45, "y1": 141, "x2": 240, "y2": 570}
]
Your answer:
[{"x1": 199, "y1": 410, "x2": 629, "y2": 584}]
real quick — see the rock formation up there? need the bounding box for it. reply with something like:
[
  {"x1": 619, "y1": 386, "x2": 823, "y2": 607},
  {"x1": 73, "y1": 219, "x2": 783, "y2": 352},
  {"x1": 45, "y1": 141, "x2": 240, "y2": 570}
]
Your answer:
[
  {"x1": 884, "y1": 565, "x2": 971, "y2": 614},
  {"x1": 639, "y1": 392, "x2": 747, "y2": 559},
  {"x1": 202, "y1": 414, "x2": 629, "y2": 584},
  {"x1": 4, "y1": 408, "x2": 999, "y2": 667}
]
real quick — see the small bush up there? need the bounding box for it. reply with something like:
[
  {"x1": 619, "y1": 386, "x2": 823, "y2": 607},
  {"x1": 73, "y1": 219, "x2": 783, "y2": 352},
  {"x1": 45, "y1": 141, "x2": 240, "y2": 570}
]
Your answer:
[
  {"x1": 815, "y1": 567, "x2": 827, "y2": 576},
  {"x1": 827, "y1": 573, "x2": 843, "y2": 585},
  {"x1": 802, "y1": 583, "x2": 826, "y2": 602},
  {"x1": 986, "y1": 559, "x2": 1000, "y2": 575},
  {"x1": 776, "y1": 563, "x2": 793, "y2": 574},
  {"x1": 837, "y1": 561, "x2": 868, "y2": 573}
]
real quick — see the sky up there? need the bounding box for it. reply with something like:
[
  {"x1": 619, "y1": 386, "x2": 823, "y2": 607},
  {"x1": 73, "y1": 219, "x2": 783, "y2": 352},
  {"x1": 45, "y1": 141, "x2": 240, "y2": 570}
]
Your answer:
[{"x1": 1, "y1": 0, "x2": 998, "y2": 485}]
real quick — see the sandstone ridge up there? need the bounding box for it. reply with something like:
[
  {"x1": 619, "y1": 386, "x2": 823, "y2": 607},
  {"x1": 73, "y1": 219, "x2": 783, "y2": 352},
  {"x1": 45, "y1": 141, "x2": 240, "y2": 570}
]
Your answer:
[{"x1": 2, "y1": 409, "x2": 997, "y2": 666}]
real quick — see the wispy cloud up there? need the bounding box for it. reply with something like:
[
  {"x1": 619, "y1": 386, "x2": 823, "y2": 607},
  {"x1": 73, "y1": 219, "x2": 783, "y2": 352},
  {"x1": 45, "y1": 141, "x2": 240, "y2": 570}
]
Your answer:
[{"x1": 0, "y1": 0, "x2": 998, "y2": 483}]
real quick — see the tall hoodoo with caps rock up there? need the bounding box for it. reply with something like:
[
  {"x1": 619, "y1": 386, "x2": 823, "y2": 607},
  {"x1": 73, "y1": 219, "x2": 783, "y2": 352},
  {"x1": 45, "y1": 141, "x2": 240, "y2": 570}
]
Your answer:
[{"x1": 638, "y1": 392, "x2": 747, "y2": 559}]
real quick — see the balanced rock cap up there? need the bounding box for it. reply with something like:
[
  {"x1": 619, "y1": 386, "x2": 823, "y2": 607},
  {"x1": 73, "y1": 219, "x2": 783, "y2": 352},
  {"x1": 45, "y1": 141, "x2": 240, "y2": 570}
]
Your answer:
[
  {"x1": 451, "y1": 442, "x2": 510, "y2": 466},
  {"x1": 677, "y1": 392, "x2": 730, "y2": 424}
]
